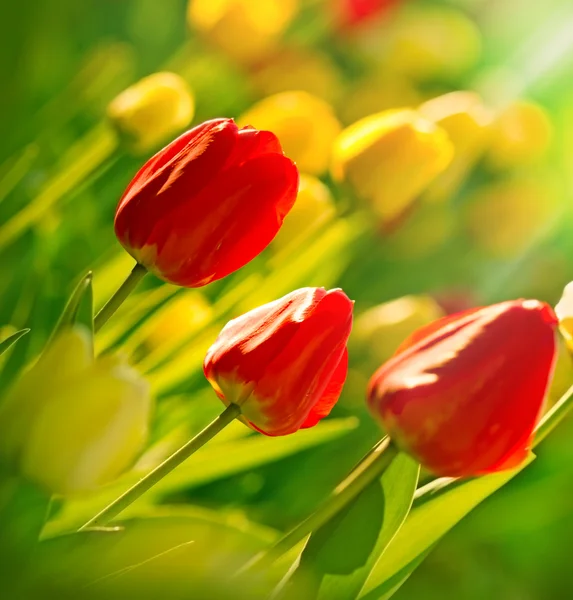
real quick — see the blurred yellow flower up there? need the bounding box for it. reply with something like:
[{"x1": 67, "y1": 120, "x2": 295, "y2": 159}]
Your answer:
[
  {"x1": 419, "y1": 91, "x2": 492, "y2": 203},
  {"x1": 249, "y1": 47, "x2": 343, "y2": 105},
  {"x1": 271, "y1": 174, "x2": 336, "y2": 252},
  {"x1": 462, "y1": 174, "x2": 561, "y2": 258},
  {"x1": 331, "y1": 109, "x2": 453, "y2": 223},
  {"x1": 486, "y1": 100, "x2": 553, "y2": 170},
  {"x1": 383, "y1": 6, "x2": 481, "y2": 80},
  {"x1": 142, "y1": 293, "x2": 213, "y2": 353},
  {"x1": 340, "y1": 73, "x2": 421, "y2": 125},
  {"x1": 351, "y1": 295, "x2": 444, "y2": 369},
  {"x1": 107, "y1": 72, "x2": 194, "y2": 154},
  {"x1": 556, "y1": 282, "x2": 573, "y2": 351},
  {"x1": 239, "y1": 91, "x2": 342, "y2": 175},
  {"x1": 0, "y1": 327, "x2": 151, "y2": 495},
  {"x1": 188, "y1": 0, "x2": 298, "y2": 65}
]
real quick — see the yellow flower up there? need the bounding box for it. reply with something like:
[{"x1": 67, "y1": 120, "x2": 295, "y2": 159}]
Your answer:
[
  {"x1": 486, "y1": 100, "x2": 553, "y2": 170},
  {"x1": 351, "y1": 295, "x2": 444, "y2": 368},
  {"x1": 0, "y1": 328, "x2": 151, "y2": 495},
  {"x1": 107, "y1": 72, "x2": 194, "y2": 154},
  {"x1": 249, "y1": 47, "x2": 343, "y2": 105},
  {"x1": 239, "y1": 91, "x2": 342, "y2": 175},
  {"x1": 419, "y1": 91, "x2": 492, "y2": 203},
  {"x1": 271, "y1": 174, "x2": 336, "y2": 252},
  {"x1": 142, "y1": 293, "x2": 213, "y2": 353},
  {"x1": 462, "y1": 173, "x2": 561, "y2": 258},
  {"x1": 331, "y1": 109, "x2": 453, "y2": 223},
  {"x1": 384, "y1": 6, "x2": 481, "y2": 80},
  {"x1": 188, "y1": 0, "x2": 298, "y2": 65},
  {"x1": 341, "y1": 74, "x2": 421, "y2": 125}
]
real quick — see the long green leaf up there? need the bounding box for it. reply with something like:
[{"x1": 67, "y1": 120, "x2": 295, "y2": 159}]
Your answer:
[
  {"x1": 357, "y1": 457, "x2": 533, "y2": 599},
  {"x1": 0, "y1": 328, "x2": 30, "y2": 358},
  {"x1": 317, "y1": 454, "x2": 420, "y2": 600}
]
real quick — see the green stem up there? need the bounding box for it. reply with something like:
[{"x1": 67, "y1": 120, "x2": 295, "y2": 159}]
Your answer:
[
  {"x1": 241, "y1": 436, "x2": 398, "y2": 574},
  {"x1": 79, "y1": 403, "x2": 241, "y2": 530},
  {"x1": 94, "y1": 263, "x2": 147, "y2": 333},
  {"x1": 534, "y1": 382, "x2": 573, "y2": 445}
]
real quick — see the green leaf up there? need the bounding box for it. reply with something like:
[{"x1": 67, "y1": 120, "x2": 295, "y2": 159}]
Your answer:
[
  {"x1": 48, "y1": 271, "x2": 93, "y2": 347},
  {"x1": 302, "y1": 479, "x2": 385, "y2": 576},
  {"x1": 317, "y1": 454, "x2": 420, "y2": 600},
  {"x1": 357, "y1": 457, "x2": 534, "y2": 599},
  {"x1": 0, "y1": 328, "x2": 30, "y2": 357},
  {"x1": 36, "y1": 510, "x2": 278, "y2": 600}
]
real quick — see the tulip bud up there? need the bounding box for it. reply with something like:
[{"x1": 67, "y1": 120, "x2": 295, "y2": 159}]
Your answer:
[
  {"x1": 352, "y1": 295, "x2": 444, "y2": 369},
  {"x1": 367, "y1": 300, "x2": 557, "y2": 477},
  {"x1": 383, "y1": 7, "x2": 481, "y2": 80},
  {"x1": 204, "y1": 288, "x2": 353, "y2": 436},
  {"x1": 107, "y1": 72, "x2": 194, "y2": 154},
  {"x1": 271, "y1": 174, "x2": 336, "y2": 252},
  {"x1": 333, "y1": 0, "x2": 398, "y2": 31},
  {"x1": 239, "y1": 91, "x2": 342, "y2": 175},
  {"x1": 419, "y1": 91, "x2": 492, "y2": 203},
  {"x1": 114, "y1": 118, "x2": 299, "y2": 288},
  {"x1": 250, "y1": 48, "x2": 343, "y2": 105},
  {"x1": 188, "y1": 0, "x2": 299, "y2": 65},
  {"x1": 142, "y1": 292, "x2": 212, "y2": 353},
  {"x1": 486, "y1": 100, "x2": 552, "y2": 170},
  {"x1": 0, "y1": 327, "x2": 151, "y2": 495},
  {"x1": 331, "y1": 109, "x2": 453, "y2": 223}
]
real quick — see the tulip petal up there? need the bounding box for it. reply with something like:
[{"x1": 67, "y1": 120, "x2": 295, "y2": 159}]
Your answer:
[
  {"x1": 300, "y1": 348, "x2": 348, "y2": 429},
  {"x1": 149, "y1": 153, "x2": 299, "y2": 287},
  {"x1": 115, "y1": 119, "x2": 239, "y2": 249}
]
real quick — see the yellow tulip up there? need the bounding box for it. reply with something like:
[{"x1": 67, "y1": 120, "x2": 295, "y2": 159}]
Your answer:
[
  {"x1": 383, "y1": 7, "x2": 481, "y2": 80},
  {"x1": 188, "y1": 0, "x2": 298, "y2": 65},
  {"x1": 239, "y1": 91, "x2": 342, "y2": 175},
  {"x1": 271, "y1": 174, "x2": 336, "y2": 252},
  {"x1": 419, "y1": 91, "x2": 492, "y2": 203},
  {"x1": 351, "y1": 295, "x2": 444, "y2": 368},
  {"x1": 486, "y1": 100, "x2": 553, "y2": 170},
  {"x1": 249, "y1": 47, "x2": 343, "y2": 105},
  {"x1": 331, "y1": 109, "x2": 453, "y2": 223},
  {"x1": 462, "y1": 174, "x2": 561, "y2": 258},
  {"x1": 341, "y1": 74, "x2": 421, "y2": 125},
  {"x1": 0, "y1": 328, "x2": 151, "y2": 495},
  {"x1": 107, "y1": 72, "x2": 194, "y2": 154},
  {"x1": 142, "y1": 293, "x2": 213, "y2": 353}
]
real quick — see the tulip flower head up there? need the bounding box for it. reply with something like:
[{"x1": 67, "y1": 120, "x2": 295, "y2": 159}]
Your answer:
[
  {"x1": 239, "y1": 91, "x2": 342, "y2": 175},
  {"x1": 114, "y1": 118, "x2": 299, "y2": 288},
  {"x1": 332, "y1": 109, "x2": 453, "y2": 223},
  {"x1": 107, "y1": 72, "x2": 194, "y2": 154},
  {"x1": 204, "y1": 288, "x2": 353, "y2": 436},
  {"x1": 368, "y1": 300, "x2": 557, "y2": 477},
  {"x1": 0, "y1": 327, "x2": 151, "y2": 495}
]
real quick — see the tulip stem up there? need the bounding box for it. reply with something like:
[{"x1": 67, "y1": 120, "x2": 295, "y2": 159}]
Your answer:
[
  {"x1": 239, "y1": 436, "x2": 399, "y2": 575},
  {"x1": 79, "y1": 403, "x2": 241, "y2": 530},
  {"x1": 94, "y1": 263, "x2": 148, "y2": 333}
]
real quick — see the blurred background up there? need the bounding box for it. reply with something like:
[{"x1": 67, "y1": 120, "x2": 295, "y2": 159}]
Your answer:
[{"x1": 2, "y1": 0, "x2": 573, "y2": 598}]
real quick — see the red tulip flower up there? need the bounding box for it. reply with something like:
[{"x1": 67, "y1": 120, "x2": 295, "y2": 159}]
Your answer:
[
  {"x1": 367, "y1": 300, "x2": 557, "y2": 477},
  {"x1": 114, "y1": 118, "x2": 299, "y2": 287},
  {"x1": 204, "y1": 288, "x2": 353, "y2": 436},
  {"x1": 335, "y1": 0, "x2": 399, "y2": 30}
]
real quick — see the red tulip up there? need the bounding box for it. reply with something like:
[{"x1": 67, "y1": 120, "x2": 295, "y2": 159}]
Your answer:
[
  {"x1": 335, "y1": 0, "x2": 399, "y2": 30},
  {"x1": 367, "y1": 300, "x2": 557, "y2": 477},
  {"x1": 204, "y1": 288, "x2": 353, "y2": 436},
  {"x1": 114, "y1": 118, "x2": 299, "y2": 287}
]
